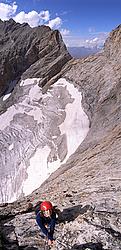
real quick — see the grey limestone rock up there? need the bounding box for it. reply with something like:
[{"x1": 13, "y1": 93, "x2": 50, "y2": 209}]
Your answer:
[{"x1": 0, "y1": 19, "x2": 71, "y2": 97}]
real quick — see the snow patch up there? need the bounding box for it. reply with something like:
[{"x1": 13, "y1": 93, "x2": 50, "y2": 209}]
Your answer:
[
  {"x1": 57, "y1": 78, "x2": 89, "y2": 160},
  {"x1": 23, "y1": 146, "x2": 51, "y2": 195},
  {"x1": 23, "y1": 146, "x2": 61, "y2": 196},
  {"x1": 20, "y1": 78, "x2": 40, "y2": 86},
  {"x1": 0, "y1": 78, "x2": 43, "y2": 129},
  {"x1": 0, "y1": 77, "x2": 90, "y2": 202},
  {"x1": 23, "y1": 78, "x2": 89, "y2": 196},
  {"x1": 9, "y1": 144, "x2": 14, "y2": 151},
  {"x1": 0, "y1": 105, "x2": 25, "y2": 130},
  {"x1": 3, "y1": 93, "x2": 11, "y2": 101},
  {"x1": 29, "y1": 84, "x2": 42, "y2": 102}
]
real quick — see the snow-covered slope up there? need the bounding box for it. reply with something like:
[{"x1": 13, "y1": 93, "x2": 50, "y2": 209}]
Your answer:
[{"x1": 0, "y1": 78, "x2": 89, "y2": 203}]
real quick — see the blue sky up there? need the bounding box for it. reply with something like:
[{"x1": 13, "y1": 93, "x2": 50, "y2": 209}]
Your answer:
[{"x1": 0, "y1": 0, "x2": 121, "y2": 47}]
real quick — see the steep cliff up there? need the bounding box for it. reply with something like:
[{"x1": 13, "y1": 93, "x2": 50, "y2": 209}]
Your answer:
[
  {"x1": 0, "y1": 23, "x2": 121, "y2": 250},
  {"x1": 0, "y1": 18, "x2": 71, "y2": 97}
]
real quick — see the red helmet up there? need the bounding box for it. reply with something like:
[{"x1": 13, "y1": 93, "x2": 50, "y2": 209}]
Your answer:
[{"x1": 40, "y1": 201, "x2": 53, "y2": 211}]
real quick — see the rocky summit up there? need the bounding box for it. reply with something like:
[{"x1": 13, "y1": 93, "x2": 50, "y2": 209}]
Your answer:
[
  {"x1": 0, "y1": 21, "x2": 121, "y2": 250},
  {"x1": 0, "y1": 18, "x2": 71, "y2": 97}
]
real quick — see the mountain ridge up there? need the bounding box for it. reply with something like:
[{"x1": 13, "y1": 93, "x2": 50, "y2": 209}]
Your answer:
[{"x1": 0, "y1": 18, "x2": 71, "y2": 98}]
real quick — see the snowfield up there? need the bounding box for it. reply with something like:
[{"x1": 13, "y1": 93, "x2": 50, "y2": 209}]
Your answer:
[{"x1": 0, "y1": 78, "x2": 89, "y2": 202}]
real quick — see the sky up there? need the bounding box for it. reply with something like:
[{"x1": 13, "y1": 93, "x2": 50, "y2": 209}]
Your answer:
[{"x1": 0, "y1": 0, "x2": 121, "y2": 47}]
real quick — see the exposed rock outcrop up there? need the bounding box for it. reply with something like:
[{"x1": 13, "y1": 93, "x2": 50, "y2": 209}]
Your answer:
[
  {"x1": 104, "y1": 24, "x2": 121, "y2": 62},
  {"x1": 0, "y1": 23, "x2": 121, "y2": 250},
  {"x1": 0, "y1": 19, "x2": 71, "y2": 97}
]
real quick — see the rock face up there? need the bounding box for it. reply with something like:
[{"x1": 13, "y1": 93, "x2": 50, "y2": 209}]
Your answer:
[
  {"x1": 0, "y1": 18, "x2": 71, "y2": 97},
  {"x1": 104, "y1": 24, "x2": 121, "y2": 63},
  {"x1": 0, "y1": 23, "x2": 121, "y2": 250}
]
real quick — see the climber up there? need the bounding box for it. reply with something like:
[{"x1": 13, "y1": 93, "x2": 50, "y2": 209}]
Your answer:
[{"x1": 36, "y1": 200, "x2": 56, "y2": 246}]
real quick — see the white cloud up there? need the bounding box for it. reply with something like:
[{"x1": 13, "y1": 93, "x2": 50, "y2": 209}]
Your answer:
[
  {"x1": 0, "y1": 1, "x2": 17, "y2": 20},
  {"x1": 14, "y1": 11, "x2": 62, "y2": 29},
  {"x1": 63, "y1": 32, "x2": 108, "y2": 48},
  {"x1": 39, "y1": 10, "x2": 50, "y2": 22},
  {"x1": 60, "y1": 28, "x2": 70, "y2": 36},
  {"x1": 47, "y1": 17, "x2": 62, "y2": 29},
  {"x1": 14, "y1": 10, "x2": 50, "y2": 27},
  {"x1": 88, "y1": 33, "x2": 108, "y2": 48},
  {"x1": 85, "y1": 37, "x2": 99, "y2": 47},
  {"x1": 0, "y1": 2, "x2": 62, "y2": 29},
  {"x1": 62, "y1": 36, "x2": 84, "y2": 47},
  {"x1": 0, "y1": 1, "x2": 62, "y2": 29}
]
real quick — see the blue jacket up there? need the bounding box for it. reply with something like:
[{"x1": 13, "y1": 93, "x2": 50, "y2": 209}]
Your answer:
[{"x1": 36, "y1": 210, "x2": 56, "y2": 240}]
